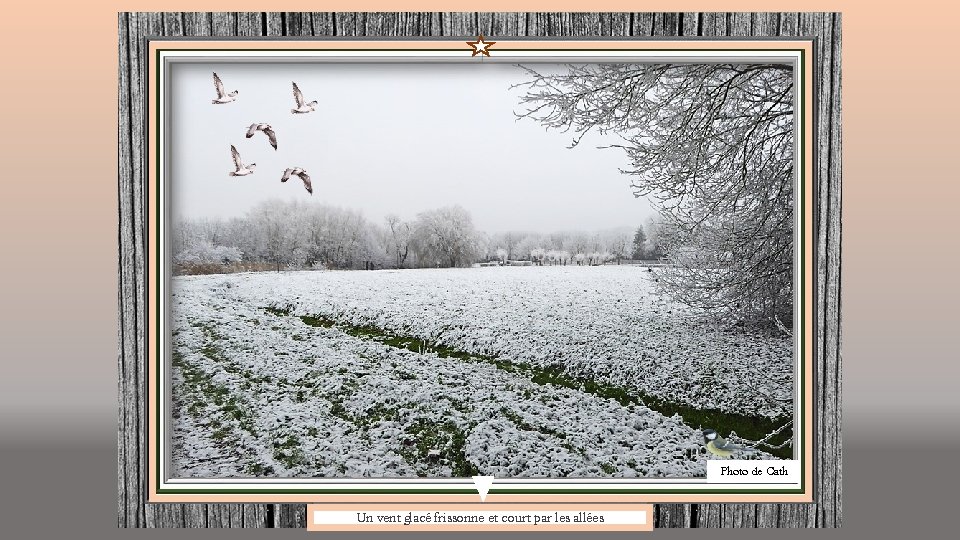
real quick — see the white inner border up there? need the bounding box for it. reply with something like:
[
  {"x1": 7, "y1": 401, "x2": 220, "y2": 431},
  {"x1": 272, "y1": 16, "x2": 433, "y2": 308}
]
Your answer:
[{"x1": 156, "y1": 46, "x2": 805, "y2": 493}]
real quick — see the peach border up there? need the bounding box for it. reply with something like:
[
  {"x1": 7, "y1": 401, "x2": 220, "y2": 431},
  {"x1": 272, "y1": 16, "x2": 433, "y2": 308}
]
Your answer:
[
  {"x1": 147, "y1": 38, "x2": 815, "y2": 504},
  {"x1": 305, "y1": 503, "x2": 655, "y2": 531}
]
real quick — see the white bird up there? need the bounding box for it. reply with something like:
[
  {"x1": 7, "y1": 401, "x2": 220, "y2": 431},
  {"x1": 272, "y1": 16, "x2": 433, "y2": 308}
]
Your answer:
[
  {"x1": 211, "y1": 72, "x2": 238, "y2": 104},
  {"x1": 228, "y1": 145, "x2": 256, "y2": 176},
  {"x1": 245, "y1": 123, "x2": 277, "y2": 150},
  {"x1": 281, "y1": 167, "x2": 313, "y2": 194},
  {"x1": 290, "y1": 82, "x2": 318, "y2": 114}
]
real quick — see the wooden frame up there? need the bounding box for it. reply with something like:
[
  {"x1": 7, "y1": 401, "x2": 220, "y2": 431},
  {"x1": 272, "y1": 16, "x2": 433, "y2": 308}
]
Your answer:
[{"x1": 119, "y1": 12, "x2": 841, "y2": 528}]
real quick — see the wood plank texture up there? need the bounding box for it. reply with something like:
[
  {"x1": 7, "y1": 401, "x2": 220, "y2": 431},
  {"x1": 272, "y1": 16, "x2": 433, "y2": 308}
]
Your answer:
[{"x1": 118, "y1": 11, "x2": 842, "y2": 528}]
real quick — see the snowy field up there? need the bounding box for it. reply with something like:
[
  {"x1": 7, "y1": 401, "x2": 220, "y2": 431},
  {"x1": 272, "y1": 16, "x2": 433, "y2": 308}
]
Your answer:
[{"x1": 170, "y1": 266, "x2": 791, "y2": 478}]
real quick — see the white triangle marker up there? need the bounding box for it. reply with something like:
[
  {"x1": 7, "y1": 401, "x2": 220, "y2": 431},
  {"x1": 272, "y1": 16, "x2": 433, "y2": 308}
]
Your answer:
[{"x1": 471, "y1": 476, "x2": 494, "y2": 502}]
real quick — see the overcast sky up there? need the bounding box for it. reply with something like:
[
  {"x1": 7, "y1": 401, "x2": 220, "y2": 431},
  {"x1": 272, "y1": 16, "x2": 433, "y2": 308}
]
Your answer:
[{"x1": 169, "y1": 62, "x2": 654, "y2": 234}]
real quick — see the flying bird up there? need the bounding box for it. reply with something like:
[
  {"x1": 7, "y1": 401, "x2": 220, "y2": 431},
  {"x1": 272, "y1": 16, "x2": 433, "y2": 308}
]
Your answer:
[
  {"x1": 281, "y1": 167, "x2": 313, "y2": 195},
  {"x1": 290, "y1": 82, "x2": 318, "y2": 114},
  {"x1": 211, "y1": 72, "x2": 238, "y2": 104},
  {"x1": 228, "y1": 145, "x2": 256, "y2": 176},
  {"x1": 246, "y1": 123, "x2": 278, "y2": 150},
  {"x1": 702, "y1": 429, "x2": 756, "y2": 458}
]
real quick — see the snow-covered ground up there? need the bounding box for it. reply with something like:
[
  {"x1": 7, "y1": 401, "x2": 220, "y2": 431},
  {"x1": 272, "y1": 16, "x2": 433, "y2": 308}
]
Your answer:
[{"x1": 170, "y1": 266, "x2": 789, "y2": 478}]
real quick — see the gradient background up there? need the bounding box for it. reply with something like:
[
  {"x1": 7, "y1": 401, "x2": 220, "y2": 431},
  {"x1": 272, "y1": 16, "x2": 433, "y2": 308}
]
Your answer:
[{"x1": 0, "y1": 0, "x2": 955, "y2": 537}]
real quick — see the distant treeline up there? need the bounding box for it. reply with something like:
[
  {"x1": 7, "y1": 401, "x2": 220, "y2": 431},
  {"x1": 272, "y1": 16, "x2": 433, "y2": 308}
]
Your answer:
[{"x1": 173, "y1": 199, "x2": 665, "y2": 275}]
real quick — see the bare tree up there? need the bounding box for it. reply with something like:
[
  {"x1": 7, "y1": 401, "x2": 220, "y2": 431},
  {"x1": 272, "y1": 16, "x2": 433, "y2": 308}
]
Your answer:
[
  {"x1": 384, "y1": 214, "x2": 411, "y2": 269},
  {"x1": 516, "y1": 63, "x2": 794, "y2": 325}
]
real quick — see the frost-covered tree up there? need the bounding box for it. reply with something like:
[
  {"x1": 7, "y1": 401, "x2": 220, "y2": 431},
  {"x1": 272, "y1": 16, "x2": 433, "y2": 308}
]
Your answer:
[
  {"x1": 172, "y1": 220, "x2": 243, "y2": 273},
  {"x1": 473, "y1": 232, "x2": 492, "y2": 263},
  {"x1": 563, "y1": 232, "x2": 590, "y2": 258},
  {"x1": 609, "y1": 231, "x2": 630, "y2": 264},
  {"x1": 249, "y1": 200, "x2": 302, "y2": 272},
  {"x1": 295, "y1": 204, "x2": 379, "y2": 269},
  {"x1": 491, "y1": 231, "x2": 526, "y2": 261},
  {"x1": 175, "y1": 201, "x2": 386, "y2": 273},
  {"x1": 384, "y1": 214, "x2": 412, "y2": 269},
  {"x1": 412, "y1": 205, "x2": 479, "y2": 268},
  {"x1": 224, "y1": 216, "x2": 258, "y2": 263},
  {"x1": 516, "y1": 63, "x2": 795, "y2": 325},
  {"x1": 174, "y1": 246, "x2": 227, "y2": 271},
  {"x1": 515, "y1": 234, "x2": 545, "y2": 262},
  {"x1": 332, "y1": 208, "x2": 377, "y2": 269}
]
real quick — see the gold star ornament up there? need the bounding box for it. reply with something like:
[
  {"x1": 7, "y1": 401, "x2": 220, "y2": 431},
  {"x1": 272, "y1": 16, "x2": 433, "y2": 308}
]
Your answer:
[{"x1": 466, "y1": 35, "x2": 496, "y2": 57}]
